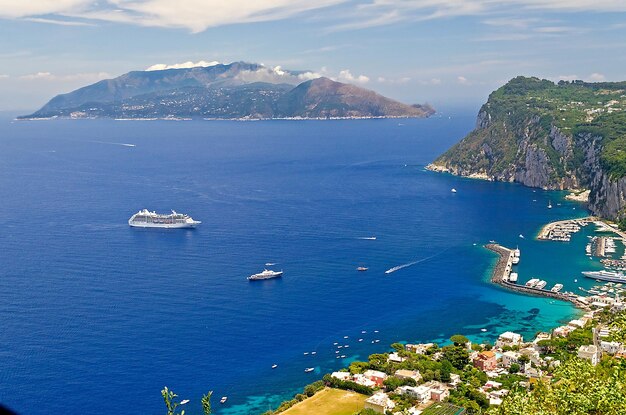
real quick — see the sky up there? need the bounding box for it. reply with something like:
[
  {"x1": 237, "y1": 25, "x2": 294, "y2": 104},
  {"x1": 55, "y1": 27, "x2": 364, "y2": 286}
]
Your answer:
[{"x1": 1, "y1": 0, "x2": 626, "y2": 112}]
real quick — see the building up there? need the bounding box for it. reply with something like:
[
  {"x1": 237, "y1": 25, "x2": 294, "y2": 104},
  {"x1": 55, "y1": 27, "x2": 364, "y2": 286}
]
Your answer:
[
  {"x1": 553, "y1": 325, "x2": 573, "y2": 338},
  {"x1": 364, "y1": 392, "x2": 396, "y2": 414},
  {"x1": 406, "y1": 343, "x2": 434, "y2": 354},
  {"x1": 520, "y1": 347, "x2": 542, "y2": 365},
  {"x1": 473, "y1": 351, "x2": 497, "y2": 371},
  {"x1": 395, "y1": 369, "x2": 422, "y2": 382},
  {"x1": 363, "y1": 369, "x2": 388, "y2": 387},
  {"x1": 388, "y1": 352, "x2": 407, "y2": 363},
  {"x1": 600, "y1": 341, "x2": 622, "y2": 355},
  {"x1": 353, "y1": 374, "x2": 377, "y2": 388},
  {"x1": 496, "y1": 332, "x2": 523, "y2": 348},
  {"x1": 331, "y1": 371, "x2": 351, "y2": 381},
  {"x1": 449, "y1": 373, "x2": 461, "y2": 387},
  {"x1": 567, "y1": 319, "x2": 586, "y2": 329},
  {"x1": 578, "y1": 345, "x2": 599, "y2": 366},
  {"x1": 501, "y1": 351, "x2": 521, "y2": 368},
  {"x1": 430, "y1": 388, "x2": 449, "y2": 402},
  {"x1": 533, "y1": 332, "x2": 551, "y2": 344}
]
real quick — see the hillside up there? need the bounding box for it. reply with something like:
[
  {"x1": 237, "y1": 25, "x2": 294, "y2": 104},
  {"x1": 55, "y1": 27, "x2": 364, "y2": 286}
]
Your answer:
[
  {"x1": 19, "y1": 62, "x2": 434, "y2": 120},
  {"x1": 429, "y1": 76, "x2": 626, "y2": 220}
]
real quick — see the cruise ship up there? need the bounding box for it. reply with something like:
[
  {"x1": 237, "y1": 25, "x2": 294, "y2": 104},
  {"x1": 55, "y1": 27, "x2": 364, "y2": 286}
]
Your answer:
[
  {"x1": 248, "y1": 269, "x2": 283, "y2": 281},
  {"x1": 582, "y1": 270, "x2": 626, "y2": 283},
  {"x1": 128, "y1": 209, "x2": 201, "y2": 228}
]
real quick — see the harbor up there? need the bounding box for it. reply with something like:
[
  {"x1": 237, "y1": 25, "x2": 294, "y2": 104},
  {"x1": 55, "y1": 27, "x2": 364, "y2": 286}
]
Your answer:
[
  {"x1": 485, "y1": 243, "x2": 591, "y2": 309},
  {"x1": 537, "y1": 217, "x2": 594, "y2": 241}
]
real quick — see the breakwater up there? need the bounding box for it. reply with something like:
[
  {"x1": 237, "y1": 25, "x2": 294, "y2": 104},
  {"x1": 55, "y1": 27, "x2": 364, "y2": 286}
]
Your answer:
[{"x1": 485, "y1": 243, "x2": 589, "y2": 309}]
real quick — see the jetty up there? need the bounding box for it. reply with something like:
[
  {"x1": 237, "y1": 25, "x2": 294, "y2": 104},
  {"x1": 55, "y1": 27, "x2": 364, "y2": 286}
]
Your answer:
[
  {"x1": 537, "y1": 217, "x2": 594, "y2": 241},
  {"x1": 485, "y1": 243, "x2": 589, "y2": 309}
]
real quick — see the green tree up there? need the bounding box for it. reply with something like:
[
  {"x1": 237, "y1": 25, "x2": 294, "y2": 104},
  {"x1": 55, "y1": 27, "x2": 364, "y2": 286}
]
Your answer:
[
  {"x1": 391, "y1": 342, "x2": 405, "y2": 352},
  {"x1": 450, "y1": 334, "x2": 469, "y2": 346},
  {"x1": 509, "y1": 363, "x2": 520, "y2": 374},
  {"x1": 162, "y1": 387, "x2": 186, "y2": 415},
  {"x1": 201, "y1": 391, "x2": 212, "y2": 415},
  {"x1": 442, "y1": 345, "x2": 469, "y2": 370},
  {"x1": 440, "y1": 359, "x2": 453, "y2": 383}
]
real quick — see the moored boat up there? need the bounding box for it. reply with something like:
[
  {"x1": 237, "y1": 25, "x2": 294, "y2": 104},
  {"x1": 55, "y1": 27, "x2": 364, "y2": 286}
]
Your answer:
[{"x1": 248, "y1": 269, "x2": 283, "y2": 281}]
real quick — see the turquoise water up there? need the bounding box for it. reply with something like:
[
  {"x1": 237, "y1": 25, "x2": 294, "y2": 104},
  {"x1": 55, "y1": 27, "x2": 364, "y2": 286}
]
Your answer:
[{"x1": 0, "y1": 113, "x2": 590, "y2": 415}]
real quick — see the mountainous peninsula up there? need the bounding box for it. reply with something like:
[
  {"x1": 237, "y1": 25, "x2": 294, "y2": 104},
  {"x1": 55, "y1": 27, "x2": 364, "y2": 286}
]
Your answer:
[
  {"x1": 429, "y1": 76, "x2": 626, "y2": 220},
  {"x1": 19, "y1": 62, "x2": 434, "y2": 120}
]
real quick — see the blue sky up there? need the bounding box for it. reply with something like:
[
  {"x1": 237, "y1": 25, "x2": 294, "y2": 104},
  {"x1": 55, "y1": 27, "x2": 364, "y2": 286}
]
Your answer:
[{"x1": 1, "y1": 0, "x2": 626, "y2": 111}]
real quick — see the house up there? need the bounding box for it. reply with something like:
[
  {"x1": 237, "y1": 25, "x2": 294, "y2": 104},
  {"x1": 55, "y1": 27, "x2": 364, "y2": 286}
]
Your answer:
[
  {"x1": 473, "y1": 351, "x2": 497, "y2": 371},
  {"x1": 331, "y1": 371, "x2": 351, "y2": 381},
  {"x1": 520, "y1": 347, "x2": 542, "y2": 365},
  {"x1": 533, "y1": 332, "x2": 551, "y2": 344},
  {"x1": 578, "y1": 345, "x2": 599, "y2": 366},
  {"x1": 364, "y1": 369, "x2": 388, "y2": 387},
  {"x1": 449, "y1": 373, "x2": 461, "y2": 387},
  {"x1": 430, "y1": 388, "x2": 449, "y2": 402},
  {"x1": 501, "y1": 351, "x2": 521, "y2": 368},
  {"x1": 483, "y1": 380, "x2": 502, "y2": 391},
  {"x1": 567, "y1": 319, "x2": 586, "y2": 329},
  {"x1": 353, "y1": 374, "x2": 377, "y2": 388},
  {"x1": 388, "y1": 352, "x2": 407, "y2": 363},
  {"x1": 412, "y1": 385, "x2": 433, "y2": 403},
  {"x1": 406, "y1": 343, "x2": 434, "y2": 354},
  {"x1": 496, "y1": 332, "x2": 523, "y2": 348},
  {"x1": 395, "y1": 369, "x2": 422, "y2": 382},
  {"x1": 553, "y1": 325, "x2": 573, "y2": 338},
  {"x1": 600, "y1": 341, "x2": 622, "y2": 355},
  {"x1": 364, "y1": 392, "x2": 396, "y2": 414},
  {"x1": 397, "y1": 385, "x2": 427, "y2": 400}
]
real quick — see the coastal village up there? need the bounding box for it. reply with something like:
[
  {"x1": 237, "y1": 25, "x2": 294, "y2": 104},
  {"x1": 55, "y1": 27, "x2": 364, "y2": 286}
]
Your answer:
[{"x1": 262, "y1": 216, "x2": 626, "y2": 415}]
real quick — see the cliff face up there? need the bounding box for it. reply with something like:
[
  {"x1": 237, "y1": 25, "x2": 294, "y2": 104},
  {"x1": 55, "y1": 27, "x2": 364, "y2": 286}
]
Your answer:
[{"x1": 429, "y1": 76, "x2": 626, "y2": 220}]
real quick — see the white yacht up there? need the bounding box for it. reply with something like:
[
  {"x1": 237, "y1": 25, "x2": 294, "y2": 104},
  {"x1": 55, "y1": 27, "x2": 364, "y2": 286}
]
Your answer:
[
  {"x1": 535, "y1": 280, "x2": 547, "y2": 289},
  {"x1": 582, "y1": 270, "x2": 626, "y2": 283},
  {"x1": 248, "y1": 269, "x2": 283, "y2": 281},
  {"x1": 551, "y1": 283, "x2": 564, "y2": 292},
  {"x1": 128, "y1": 209, "x2": 200, "y2": 228}
]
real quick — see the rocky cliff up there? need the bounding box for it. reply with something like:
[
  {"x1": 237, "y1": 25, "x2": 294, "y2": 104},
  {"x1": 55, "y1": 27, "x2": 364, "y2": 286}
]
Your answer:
[{"x1": 429, "y1": 76, "x2": 626, "y2": 220}]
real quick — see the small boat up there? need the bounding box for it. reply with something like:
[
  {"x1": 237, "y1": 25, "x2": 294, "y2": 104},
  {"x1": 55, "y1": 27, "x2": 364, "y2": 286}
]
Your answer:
[
  {"x1": 303, "y1": 352, "x2": 309, "y2": 355},
  {"x1": 343, "y1": 335, "x2": 349, "y2": 339},
  {"x1": 451, "y1": 188, "x2": 457, "y2": 193},
  {"x1": 311, "y1": 351, "x2": 317, "y2": 355},
  {"x1": 361, "y1": 330, "x2": 367, "y2": 334},
  {"x1": 333, "y1": 342, "x2": 338, "y2": 345},
  {"x1": 358, "y1": 338, "x2": 363, "y2": 342},
  {"x1": 220, "y1": 397, "x2": 228, "y2": 404},
  {"x1": 304, "y1": 368, "x2": 314, "y2": 373},
  {"x1": 344, "y1": 345, "x2": 349, "y2": 348},
  {"x1": 374, "y1": 330, "x2": 379, "y2": 333},
  {"x1": 357, "y1": 267, "x2": 369, "y2": 272},
  {"x1": 272, "y1": 364, "x2": 278, "y2": 369},
  {"x1": 337, "y1": 345, "x2": 343, "y2": 349},
  {"x1": 481, "y1": 328, "x2": 487, "y2": 332},
  {"x1": 519, "y1": 234, "x2": 524, "y2": 239},
  {"x1": 548, "y1": 201, "x2": 553, "y2": 209},
  {"x1": 340, "y1": 355, "x2": 346, "y2": 358},
  {"x1": 180, "y1": 400, "x2": 190, "y2": 405},
  {"x1": 335, "y1": 350, "x2": 339, "y2": 354}
]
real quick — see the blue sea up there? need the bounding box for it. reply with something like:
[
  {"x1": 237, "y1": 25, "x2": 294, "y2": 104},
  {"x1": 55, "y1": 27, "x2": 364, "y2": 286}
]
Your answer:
[{"x1": 0, "y1": 111, "x2": 601, "y2": 415}]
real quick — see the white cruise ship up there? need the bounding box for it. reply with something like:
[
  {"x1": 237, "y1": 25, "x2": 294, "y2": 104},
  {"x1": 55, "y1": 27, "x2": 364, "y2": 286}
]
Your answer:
[
  {"x1": 582, "y1": 270, "x2": 626, "y2": 283},
  {"x1": 128, "y1": 209, "x2": 201, "y2": 228}
]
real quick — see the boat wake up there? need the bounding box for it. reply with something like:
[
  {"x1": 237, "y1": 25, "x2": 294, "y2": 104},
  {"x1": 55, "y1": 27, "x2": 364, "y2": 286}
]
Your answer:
[
  {"x1": 385, "y1": 249, "x2": 449, "y2": 274},
  {"x1": 89, "y1": 140, "x2": 136, "y2": 147},
  {"x1": 385, "y1": 261, "x2": 418, "y2": 274},
  {"x1": 357, "y1": 236, "x2": 377, "y2": 240}
]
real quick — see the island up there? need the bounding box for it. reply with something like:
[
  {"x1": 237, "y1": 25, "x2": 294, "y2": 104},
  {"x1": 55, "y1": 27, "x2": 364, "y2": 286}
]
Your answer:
[
  {"x1": 428, "y1": 76, "x2": 626, "y2": 221},
  {"x1": 18, "y1": 61, "x2": 435, "y2": 121}
]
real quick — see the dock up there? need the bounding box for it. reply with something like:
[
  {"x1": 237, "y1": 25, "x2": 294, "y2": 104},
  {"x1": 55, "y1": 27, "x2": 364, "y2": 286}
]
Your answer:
[
  {"x1": 537, "y1": 217, "x2": 594, "y2": 241},
  {"x1": 485, "y1": 243, "x2": 589, "y2": 309}
]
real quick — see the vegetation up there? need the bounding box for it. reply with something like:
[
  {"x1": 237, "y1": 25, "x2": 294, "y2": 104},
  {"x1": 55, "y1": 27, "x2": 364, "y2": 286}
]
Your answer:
[
  {"x1": 161, "y1": 387, "x2": 212, "y2": 415},
  {"x1": 489, "y1": 358, "x2": 626, "y2": 415},
  {"x1": 435, "y1": 75, "x2": 626, "y2": 189},
  {"x1": 262, "y1": 380, "x2": 327, "y2": 415}
]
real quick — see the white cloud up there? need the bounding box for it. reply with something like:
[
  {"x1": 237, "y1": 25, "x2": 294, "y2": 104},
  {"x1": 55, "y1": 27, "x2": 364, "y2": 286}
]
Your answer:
[
  {"x1": 22, "y1": 17, "x2": 94, "y2": 26},
  {"x1": 378, "y1": 76, "x2": 411, "y2": 84},
  {"x1": 2, "y1": 0, "x2": 626, "y2": 32},
  {"x1": 337, "y1": 69, "x2": 369, "y2": 84},
  {"x1": 0, "y1": 74, "x2": 9, "y2": 79},
  {"x1": 19, "y1": 71, "x2": 111, "y2": 82},
  {"x1": 146, "y1": 60, "x2": 220, "y2": 71},
  {"x1": 588, "y1": 72, "x2": 606, "y2": 81},
  {"x1": 457, "y1": 76, "x2": 469, "y2": 84}
]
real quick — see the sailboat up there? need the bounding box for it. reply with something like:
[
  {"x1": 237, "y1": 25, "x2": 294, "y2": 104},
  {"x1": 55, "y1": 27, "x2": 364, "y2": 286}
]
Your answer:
[{"x1": 548, "y1": 201, "x2": 553, "y2": 209}]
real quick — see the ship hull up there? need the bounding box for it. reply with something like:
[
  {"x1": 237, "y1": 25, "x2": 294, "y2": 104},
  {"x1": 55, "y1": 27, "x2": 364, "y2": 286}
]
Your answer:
[
  {"x1": 247, "y1": 272, "x2": 283, "y2": 281},
  {"x1": 128, "y1": 221, "x2": 199, "y2": 229}
]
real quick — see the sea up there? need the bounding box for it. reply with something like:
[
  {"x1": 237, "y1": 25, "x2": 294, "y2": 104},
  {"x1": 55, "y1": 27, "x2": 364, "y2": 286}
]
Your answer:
[{"x1": 0, "y1": 110, "x2": 606, "y2": 415}]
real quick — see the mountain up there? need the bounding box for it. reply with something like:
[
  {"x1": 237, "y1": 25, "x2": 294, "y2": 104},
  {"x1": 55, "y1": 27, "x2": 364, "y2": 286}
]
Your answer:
[
  {"x1": 19, "y1": 62, "x2": 434, "y2": 120},
  {"x1": 429, "y1": 76, "x2": 626, "y2": 220}
]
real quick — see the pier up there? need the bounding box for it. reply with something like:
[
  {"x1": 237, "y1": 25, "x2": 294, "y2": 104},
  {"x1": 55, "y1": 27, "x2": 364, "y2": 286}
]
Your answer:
[
  {"x1": 537, "y1": 217, "x2": 595, "y2": 241},
  {"x1": 485, "y1": 243, "x2": 589, "y2": 309}
]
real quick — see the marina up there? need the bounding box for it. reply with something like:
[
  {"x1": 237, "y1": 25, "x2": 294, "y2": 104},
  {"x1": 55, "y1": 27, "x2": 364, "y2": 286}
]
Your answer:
[{"x1": 537, "y1": 217, "x2": 592, "y2": 241}]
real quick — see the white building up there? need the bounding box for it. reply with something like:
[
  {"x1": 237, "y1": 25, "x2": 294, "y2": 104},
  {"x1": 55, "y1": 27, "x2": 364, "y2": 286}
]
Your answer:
[
  {"x1": 388, "y1": 352, "x2": 407, "y2": 363},
  {"x1": 395, "y1": 369, "x2": 422, "y2": 382},
  {"x1": 406, "y1": 343, "x2": 434, "y2": 354},
  {"x1": 352, "y1": 374, "x2": 377, "y2": 388},
  {"x1": 496, "y1": 332, "x2": 523, "y2": 348},
  {"x1": 578, "y1": 345, "x2": 599, "y2": 366},
  {"x1": 364, "y1": 392, "x2": 395, "y2": 414},
  {"x1": 600, "y1": 341, "x2": 622, "y2": 355},
  {"x1": 331, "y1": 371, "x2": 351, "y2": 381},
  {"x1": 501, "y1": 351, "x2": 521, "y2": 368}
]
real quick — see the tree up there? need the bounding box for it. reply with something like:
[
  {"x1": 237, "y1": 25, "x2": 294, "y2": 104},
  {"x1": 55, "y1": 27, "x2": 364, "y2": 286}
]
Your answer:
[
  {"x1": 201, "y1": 391, "x2": 212, "y2": 415},
  {"x1": 162, "y1": 387, "x2": 186, "y2": 415},
  {"x1": 391, "y1": 342, "x2": 405, "y2": 352},
  {"x1": 442, "y1": 345, "x2": 469, "y2": 370},
  {"x1": 509, "y1": 363, "x2": 520, "y2": 374},
  {"x1": 440, "y1": 359, "x2": 453, "y2": 383},
  {"x1": 450, "y1": 334, "x2": 469, "y2": 346},
  {"x1": 518, "y1": 355, "x2": 530, "y2": 364}
]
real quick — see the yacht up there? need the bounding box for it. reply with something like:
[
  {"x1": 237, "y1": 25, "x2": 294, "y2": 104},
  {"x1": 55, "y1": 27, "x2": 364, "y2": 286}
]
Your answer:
[
  {"x1": 220, "y1": 397, "x2": 228, "y2": 404},
  {"x1": 526, "y1": 278, "x2": 540, "y2": 288},
  {"x1": 451, "y1": 188, "x2": 457, "y2": 193},
  {"x1": 551, "y1": 283, "x2": 564, "y2": 292},
  {"x1": 357, "y1": 267, "x2": 369, "y2": 272},
  {"x1": 535, "y1": 280, "x2": 547, "y2": 289},
  {"x1": 548, "y1": 201, "x2": 553, "y2": 209},
  {"x1": 304, "y1": 368, "x2": 314, "y2": 373},
  {"x1": 582, "y1": 270, "x2": 626, "y2": 283},
  {"x1": 248, "y1": 269, "x2": 283, "y2": 281},
  {"x1": 272, "y1": 364, "x2": 278, "y2": 369},
  {"x1": 128, "y1": 209, "x2": 200, "y2": 228}
]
